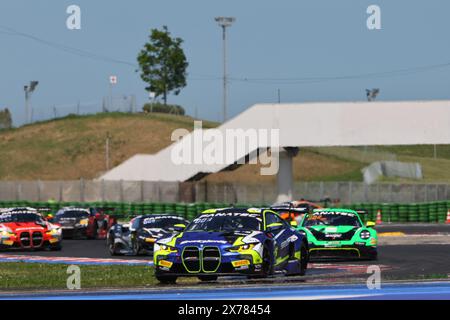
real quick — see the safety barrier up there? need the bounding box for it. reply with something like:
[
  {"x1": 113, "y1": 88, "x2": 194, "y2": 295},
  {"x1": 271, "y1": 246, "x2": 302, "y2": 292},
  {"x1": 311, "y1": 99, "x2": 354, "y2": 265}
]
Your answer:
[
  {"x1": 335, "y1": 201, "x2": 450, "y2": 223},
  {"x1": 0, "y1": 200, "x2": 449, "y2": 223}
]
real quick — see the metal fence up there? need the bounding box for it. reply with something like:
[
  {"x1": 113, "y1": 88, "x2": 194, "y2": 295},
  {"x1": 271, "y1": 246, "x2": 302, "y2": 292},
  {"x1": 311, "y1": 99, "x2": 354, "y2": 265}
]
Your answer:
[
  {"x1": 0, "y1": 180, "x2": 448, "y2": 204},
  {"x1": 15, "y1": 95, "x2": 138, "y2": 126}
]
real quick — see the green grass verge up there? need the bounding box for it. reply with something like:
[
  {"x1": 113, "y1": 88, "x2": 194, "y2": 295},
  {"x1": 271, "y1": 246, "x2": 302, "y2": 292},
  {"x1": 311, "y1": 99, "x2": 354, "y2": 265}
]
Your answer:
[
  {"x1": 0, "y1": 262, "x2": 156, "y2": 290},
  {"x1": 374, "y1": 145, "x2": 450, "y2": 161}
]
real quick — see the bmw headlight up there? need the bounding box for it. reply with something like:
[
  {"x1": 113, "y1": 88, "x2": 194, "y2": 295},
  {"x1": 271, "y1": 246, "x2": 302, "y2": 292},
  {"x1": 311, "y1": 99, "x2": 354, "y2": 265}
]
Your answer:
[
  {"x1": 158, "y1": 244, "x2": 178, "y2": 253},
  {"x1": 227, "y1": 244, "x2": 255, "y2": 252},
  {"x1": 360, "y1": 230, "x2": 371, "y2": 240},
  {"x1": 0, "y1": 226, "x2": 14, "y2": 236},
  {"x1": 46, "y1": 225, "x2": 62, "y2": 235}
]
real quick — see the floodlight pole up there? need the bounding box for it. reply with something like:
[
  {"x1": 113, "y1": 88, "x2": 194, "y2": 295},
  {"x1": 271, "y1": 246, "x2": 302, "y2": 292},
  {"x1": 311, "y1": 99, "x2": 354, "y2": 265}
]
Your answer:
[
  {"x1": 24, "y1": 81, "x2": 39, "y2": 124},
  {"x1": 24, "y1": 87, "x2": 30, "y2": 124},
  {"x1": 105, "y1": 131, "x2": 111, "y2": 171},
  {"x1": 215, "y1": 17, "x2": 235, "y2": 123}
]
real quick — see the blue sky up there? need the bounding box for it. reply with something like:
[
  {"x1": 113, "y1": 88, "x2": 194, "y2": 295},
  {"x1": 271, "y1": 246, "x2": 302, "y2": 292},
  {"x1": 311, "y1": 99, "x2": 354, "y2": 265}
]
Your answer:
[{"x1": 1, "y1": 0, "x2": 450, "y2": 125}]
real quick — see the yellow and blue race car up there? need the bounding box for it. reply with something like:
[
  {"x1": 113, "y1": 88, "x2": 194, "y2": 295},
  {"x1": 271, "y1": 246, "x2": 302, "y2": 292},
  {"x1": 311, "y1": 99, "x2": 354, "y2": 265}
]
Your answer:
[{"x1": 153, "y1": 207, "x2": 309, "y2": 284}]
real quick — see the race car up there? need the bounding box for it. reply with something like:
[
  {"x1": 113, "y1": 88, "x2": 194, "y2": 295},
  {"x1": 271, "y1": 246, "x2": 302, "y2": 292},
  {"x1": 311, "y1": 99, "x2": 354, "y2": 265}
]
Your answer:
[
  {"x1": 270, "y1": 199, "x2": 324, "y2": 224},
  {"x1": 297, "y1": 208, "x2": 378, "y2": 260},
  {"x1": 153, "y1": 207, "x2": 309, "y2": 284},
  {"x1": 107, "y1": 214, "x2": 189, "y2": 256},
  {"x1": 0, "y1": 207, "x2": 62, "y2": 251},
  {"x1": 53, "y1": 207, "x2": 117, "y2": 239}
]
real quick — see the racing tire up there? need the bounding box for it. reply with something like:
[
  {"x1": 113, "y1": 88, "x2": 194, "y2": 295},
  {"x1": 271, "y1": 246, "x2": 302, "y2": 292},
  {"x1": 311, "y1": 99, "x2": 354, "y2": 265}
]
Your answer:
[
  {"x1": 108, "y1": 238, "x2": 119, "y2": 256},
  {"x1": 262, "y1": 243, "x2": 274, "y2": 277},
  {"x1": 248, "y1": 243, "x2": 274, "y2": 279},
  {"x1": 132, "y1": 240, "x2": 142, "y2": 256},
  {"x1": 198, "y1": 275, "x2": 218, "y2": 282},
  {"x1": 88, "y1": 222, "x2": 98, "y2": 240},
  {"x1": 298, "y1": 242, "x2": 309, "y2": 276},
  {"x1": 156, "y1": 275, "x2": 177, "y2": 284}
]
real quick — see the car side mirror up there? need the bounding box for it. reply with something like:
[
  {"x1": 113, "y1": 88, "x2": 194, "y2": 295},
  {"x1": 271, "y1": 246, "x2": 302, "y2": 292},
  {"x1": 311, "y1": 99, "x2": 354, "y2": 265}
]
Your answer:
[
  {"x1": 173, "y1": 224, "x2": 186, "y2": 232},
  {"x1": 366, "y1": 221, "x2": 376, "y2": 228}
]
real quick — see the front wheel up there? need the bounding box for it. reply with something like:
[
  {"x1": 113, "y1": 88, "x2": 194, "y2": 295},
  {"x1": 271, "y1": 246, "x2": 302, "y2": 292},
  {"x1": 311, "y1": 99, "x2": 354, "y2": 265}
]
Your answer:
[
  {"x1": 248, "y1": 244, "x2": 273, "y2": 279},
  {"x1": 88, "y1": 222, "x2": 98, "y2": 240},
  {"x1": 132, "y1": 239, "x2": 141, "y2": 256},
  {"x1": 108, "y1": 238, "x2": 118, "y2": 256},
  {"x1": 298, "y1": 242, "x2": 309, "y2": 276}
]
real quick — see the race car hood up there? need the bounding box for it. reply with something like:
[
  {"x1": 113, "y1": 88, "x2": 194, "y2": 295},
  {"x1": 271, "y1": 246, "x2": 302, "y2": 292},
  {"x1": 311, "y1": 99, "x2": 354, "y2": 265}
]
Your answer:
[
  {"x1": 167, "y1": 230, "x2": 259, "y2": 247},
  {"x1": 0, "y1": 221, "x2": 48, "y2": 232},
  {"x1": 307, "y1": 225, "x2": 357, "y2": 233},
  {"x1": 140, "y1": 227, "x2": 171, "y2": 239},
  {"x1": 54, "y1": 216, "x2": 82, "y2": 227},
  {"x1": 306, "y1": 225, "x2": 359, "y2": 241}
]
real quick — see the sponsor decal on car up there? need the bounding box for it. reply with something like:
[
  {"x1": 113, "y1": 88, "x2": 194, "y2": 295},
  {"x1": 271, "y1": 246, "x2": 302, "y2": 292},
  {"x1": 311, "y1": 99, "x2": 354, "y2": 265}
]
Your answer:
[
  {"x1": 232, "y1": 259, "x2": 251, "y2": 267},
  {"x1": 180, "y1": 240, "x2": 228, "y2": 245},
  {"x1": 159, "y1": 260, "x2": 173, "y2": 268}
]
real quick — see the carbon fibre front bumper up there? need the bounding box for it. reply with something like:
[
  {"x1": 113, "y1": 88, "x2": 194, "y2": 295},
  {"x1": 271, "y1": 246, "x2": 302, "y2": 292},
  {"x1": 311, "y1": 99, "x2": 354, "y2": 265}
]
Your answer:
[{"x1": 308, "y1": 244, "x2": 377, "y2": 259}]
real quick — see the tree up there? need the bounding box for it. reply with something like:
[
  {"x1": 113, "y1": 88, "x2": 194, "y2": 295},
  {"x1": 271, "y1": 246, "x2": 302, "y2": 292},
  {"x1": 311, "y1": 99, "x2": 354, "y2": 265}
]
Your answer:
[{"x1": 137, "y1": 26, "x2": 188, "y2": 105}]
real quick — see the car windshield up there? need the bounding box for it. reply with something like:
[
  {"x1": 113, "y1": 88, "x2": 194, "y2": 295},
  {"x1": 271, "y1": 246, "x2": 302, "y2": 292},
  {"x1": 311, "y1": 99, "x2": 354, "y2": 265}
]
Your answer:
[
  {"x1": 55, "y1": 210, "x2": 89, "y2": 219},
  {"x1": 0, "y1": 213, "x2": 44, "y2": 223},
  {"x1": 186, "y1": 213, "x2": 262, "y2": 232},
  {"x1": 139, "y1": 216, "x2": 186, "y2": 229},
  {"x1": 303, "y1": 211, "x2": 361, "y2": 227}
]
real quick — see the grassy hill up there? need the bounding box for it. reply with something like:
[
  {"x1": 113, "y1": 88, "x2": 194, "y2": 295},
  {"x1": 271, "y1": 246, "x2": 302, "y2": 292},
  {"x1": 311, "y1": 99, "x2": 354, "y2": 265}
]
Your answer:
[
  {"x1": 0, "y1": 112, "x2": 449, "y2": 183},
  {"x1": 0, "y1": 113, "x2": 216, "y2": 180}
]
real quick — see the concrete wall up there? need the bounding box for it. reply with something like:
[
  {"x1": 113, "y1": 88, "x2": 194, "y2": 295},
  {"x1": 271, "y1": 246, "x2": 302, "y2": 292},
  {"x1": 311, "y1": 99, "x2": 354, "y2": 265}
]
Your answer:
[{"x1": 0, "y1": 180, "x2": 448, "y2": 204}]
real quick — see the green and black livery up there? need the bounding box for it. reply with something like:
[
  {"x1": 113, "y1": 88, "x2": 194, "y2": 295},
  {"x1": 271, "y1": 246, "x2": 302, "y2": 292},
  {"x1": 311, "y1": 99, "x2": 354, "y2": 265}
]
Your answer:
[{"x1": 297, "y1": 208, "x2": 378, "y2": 260}]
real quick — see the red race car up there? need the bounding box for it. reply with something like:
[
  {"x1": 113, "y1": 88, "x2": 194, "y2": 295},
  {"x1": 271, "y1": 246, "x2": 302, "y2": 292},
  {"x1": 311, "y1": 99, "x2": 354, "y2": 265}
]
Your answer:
[
  {"x1": 51, "y1": 207, "x2": 117, "y2": 239},
  {"x1": 0, "y1": 207, "x2": 62, "y2": 251},
  {"x1": 270, "y1": 200, "x2": 325, "y2": 224}
]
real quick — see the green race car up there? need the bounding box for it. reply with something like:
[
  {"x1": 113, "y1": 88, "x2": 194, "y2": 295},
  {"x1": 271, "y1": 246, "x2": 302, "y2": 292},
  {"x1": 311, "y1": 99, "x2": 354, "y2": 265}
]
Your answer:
[{"x1": 297, "y1": 208, "x2": 378, "y2": 260}]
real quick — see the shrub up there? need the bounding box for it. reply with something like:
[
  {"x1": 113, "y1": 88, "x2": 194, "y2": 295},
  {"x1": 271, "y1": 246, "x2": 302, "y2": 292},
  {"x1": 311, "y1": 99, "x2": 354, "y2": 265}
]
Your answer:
[
  {"x1": 0, "y1": 108, "x2": 12, "y2": 129},
  {"x1": 142, "y1": 102, "x2": 185, "y2": 115}
]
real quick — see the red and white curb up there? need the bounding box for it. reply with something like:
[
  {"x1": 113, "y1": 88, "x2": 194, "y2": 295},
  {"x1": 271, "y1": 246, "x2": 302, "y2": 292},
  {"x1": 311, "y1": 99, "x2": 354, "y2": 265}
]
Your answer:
[{"x1": 0, "y1": 254, "x2": 153, "y2": 266}]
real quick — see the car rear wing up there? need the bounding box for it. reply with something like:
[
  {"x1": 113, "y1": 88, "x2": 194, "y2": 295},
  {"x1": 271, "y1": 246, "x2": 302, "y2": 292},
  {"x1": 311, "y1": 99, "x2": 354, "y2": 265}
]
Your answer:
[
  {"x1": 299, "y1": 198, "x2": 341, "y2": 206},
  {"x1": 355, "y1": 209, "x2": 369, "y2": 215},
  {"x1": 269, "y1": 206, "x2": 308, "y2": 213}
]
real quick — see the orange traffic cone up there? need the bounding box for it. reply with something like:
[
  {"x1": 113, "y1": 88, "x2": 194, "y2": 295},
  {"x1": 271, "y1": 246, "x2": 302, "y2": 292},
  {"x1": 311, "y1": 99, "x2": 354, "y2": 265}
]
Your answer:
[
  {"x1": 445, "y1": 210, "x2": 450, "y2": 224},
  {"x1": 376, "y1": 209, "x2": 383, "y2": 225}
]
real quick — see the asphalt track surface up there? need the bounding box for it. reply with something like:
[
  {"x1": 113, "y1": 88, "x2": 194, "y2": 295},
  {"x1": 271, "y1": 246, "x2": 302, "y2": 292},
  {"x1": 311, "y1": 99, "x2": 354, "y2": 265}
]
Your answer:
[
  {"x1": 0, "y1": 224, "x2": 449, "y2": 299},
  {"x1": 1, "y1": 224, "x2": 449, "y2": 276},
  {"x1": 3, "y1": 240, "x2": 450, "y2": 276}
]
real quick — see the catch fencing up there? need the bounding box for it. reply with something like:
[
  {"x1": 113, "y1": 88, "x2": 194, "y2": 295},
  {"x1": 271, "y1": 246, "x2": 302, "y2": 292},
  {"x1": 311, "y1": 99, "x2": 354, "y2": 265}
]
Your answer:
[{"x1": 16, "y1": 95, "x2": 138, "y2": 125}]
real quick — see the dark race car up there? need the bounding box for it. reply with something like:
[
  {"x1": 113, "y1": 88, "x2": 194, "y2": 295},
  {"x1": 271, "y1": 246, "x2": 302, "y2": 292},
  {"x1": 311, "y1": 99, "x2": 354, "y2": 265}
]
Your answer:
[
  {"x1": 53, "y1": 207, "x2": 117, "y2": 239},
  {"x1": 0, "y1": 207, "x2": 62, "y2": 251},
  {"x1": 153, "y1": 207, "x2": 309, "y2": 284},
  {"x1": 107, "y1": 214, "x2": 189, "y2": 256}
]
